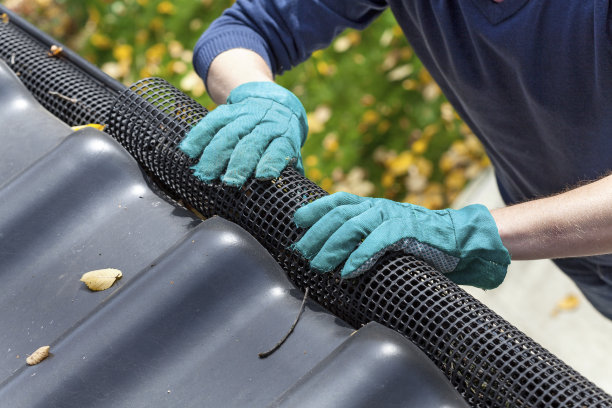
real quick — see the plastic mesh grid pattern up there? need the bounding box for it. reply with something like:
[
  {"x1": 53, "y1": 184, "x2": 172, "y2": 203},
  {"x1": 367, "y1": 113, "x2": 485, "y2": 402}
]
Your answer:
[
  {"x1": 107, "y1": 78, "x2": 612, "y2": 408},
  {"x1": 0, "y1": 13, "x2": 117, "y2": 125}
]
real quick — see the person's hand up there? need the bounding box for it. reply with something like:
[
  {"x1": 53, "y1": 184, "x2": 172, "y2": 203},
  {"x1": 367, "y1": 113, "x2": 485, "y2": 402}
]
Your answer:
[
  {"x1": 293, "y1": 192, "x2": 511, "y2": 289},
  {"x1": 179, "y1": 81, "x2": 308, "y2": 187}
]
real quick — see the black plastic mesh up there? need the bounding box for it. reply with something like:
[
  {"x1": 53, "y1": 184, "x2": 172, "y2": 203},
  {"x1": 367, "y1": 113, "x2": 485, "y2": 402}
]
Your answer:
[
  {"x1": 0, "y1": 10, "x2": 118, "y2": 125},
  {"x1": 2, "y1": 8, "x2": 611, "y2": 405},
  {"x1": 106, "y1": 78, "x2": 612, "y2": 408}
]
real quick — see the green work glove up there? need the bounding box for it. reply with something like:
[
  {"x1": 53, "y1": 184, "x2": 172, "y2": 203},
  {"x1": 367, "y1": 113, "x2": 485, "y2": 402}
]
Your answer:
[
  {"x1": 179, "y1": 81, "x2": 308, "y2": 187},
  {"x1": 293, "y1": 192, "x2": 511, "y2": 290}
]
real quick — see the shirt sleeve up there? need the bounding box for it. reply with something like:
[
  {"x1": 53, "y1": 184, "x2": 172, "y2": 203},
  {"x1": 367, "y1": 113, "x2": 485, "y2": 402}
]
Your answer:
[{"x1": 193, "y1": 0, "x2": 388, "y2": 88}]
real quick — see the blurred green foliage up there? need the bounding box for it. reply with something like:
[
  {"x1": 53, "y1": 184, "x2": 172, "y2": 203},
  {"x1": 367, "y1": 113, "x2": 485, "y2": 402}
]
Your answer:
[{"x1": 6, "y1": 0, "x2": 490, "y2": 208}]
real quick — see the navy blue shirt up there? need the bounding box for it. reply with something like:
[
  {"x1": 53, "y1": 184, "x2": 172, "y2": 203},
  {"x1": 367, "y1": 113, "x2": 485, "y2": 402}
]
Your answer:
[{"x1": 194, "y1": 0, "x2": 612, "y2": 317}]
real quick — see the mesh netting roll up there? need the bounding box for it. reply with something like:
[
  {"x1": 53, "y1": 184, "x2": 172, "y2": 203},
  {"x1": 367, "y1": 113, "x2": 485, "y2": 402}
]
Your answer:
[
  {"x1": 0, "y1": 8, "x2": 119, "y2": 125},
  {"x1": 105, "y1": 78, "x2": 611, "y2": 408},
  {"x1": 2, "y1": 7, "x2": 611, "y2": 406}
]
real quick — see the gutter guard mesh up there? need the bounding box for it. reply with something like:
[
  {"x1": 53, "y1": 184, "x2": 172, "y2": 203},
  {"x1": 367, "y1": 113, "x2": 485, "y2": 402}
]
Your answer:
[
  {"x1": 0, "y1": 11, "x2": 117, "y2": 125},
  {"x1": 106, "y1": 78, "x2": 612, "y2": 408}
]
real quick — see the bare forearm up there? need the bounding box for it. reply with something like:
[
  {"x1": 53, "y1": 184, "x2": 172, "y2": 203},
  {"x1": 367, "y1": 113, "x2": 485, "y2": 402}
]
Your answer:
[
  {"x1": 491, "y1": 174, "x2": 612, "y2": 260},
  {"x1": 206, "y1": 48, "x2": 274, "y2": 104}
]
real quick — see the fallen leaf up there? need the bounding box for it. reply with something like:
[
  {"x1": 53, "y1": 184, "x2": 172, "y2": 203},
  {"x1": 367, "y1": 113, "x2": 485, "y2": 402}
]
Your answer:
[
  {"x1": 80, "y1": 268, "x2": 122, "y2": 291},
  {"x1": 47, "y1": 45, "x2": 63, "y2": 58},
  {"x1": 26, "y1": 346, "x2": 50, "y2": 366},
  {"x1": 71, "y1": 124, "x2": 106, "y2": 132},
  {"x1": 551, "y1": 293, "x2": 580, "y2": 317}
]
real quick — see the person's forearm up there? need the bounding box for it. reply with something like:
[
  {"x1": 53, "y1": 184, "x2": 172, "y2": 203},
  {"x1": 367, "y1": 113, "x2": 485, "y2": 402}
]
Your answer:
[
  {"x1": 491, "y1": 173, "x2": 612, "y2": 260},
  {"x1": 206, "y1": 48, "x2": 274, "y2": 105}
]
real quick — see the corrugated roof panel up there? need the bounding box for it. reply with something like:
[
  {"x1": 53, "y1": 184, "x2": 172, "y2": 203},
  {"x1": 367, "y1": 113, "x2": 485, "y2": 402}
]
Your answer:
[
  {"x1": 0, "y1": 48, "x2": 467, "y2": 407},
  {"x1": 0, "y1": 61, "x2": 69, "y2": 184}
]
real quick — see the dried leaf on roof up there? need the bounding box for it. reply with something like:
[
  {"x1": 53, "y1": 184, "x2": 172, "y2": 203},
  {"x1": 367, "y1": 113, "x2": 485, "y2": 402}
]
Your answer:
[{"x1": 80, "y1": 268, "x2": 123, "y2": 291}]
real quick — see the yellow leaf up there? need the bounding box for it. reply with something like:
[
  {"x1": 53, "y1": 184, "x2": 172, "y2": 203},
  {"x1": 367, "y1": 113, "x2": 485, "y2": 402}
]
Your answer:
[
  {"x1": 551, "y1": 293, "x2": 580, "y2": 317},
  {"x1": 71, "y1": 124, "x2": 106, "y2": 132},
  {"x1": 80, "y1": 268, "x2": 122, "y2": 291},
  {"x1": 26, "y1": 346, "x2": 50, "y2": 366}
]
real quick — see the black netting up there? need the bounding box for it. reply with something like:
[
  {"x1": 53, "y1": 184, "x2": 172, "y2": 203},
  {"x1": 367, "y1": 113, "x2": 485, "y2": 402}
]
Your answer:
[
  {"x1": 0, "y1": 10, "x2": 118, "y2": 125},
  {"x1": 2, "y1": 8, "x2": 611, "y2": 406},
  {"x1": 106, "y1": 78, "x2": 612, "y2": 408}
]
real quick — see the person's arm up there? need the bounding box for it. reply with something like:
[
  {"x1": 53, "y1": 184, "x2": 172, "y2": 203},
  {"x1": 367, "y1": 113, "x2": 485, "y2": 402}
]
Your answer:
[
  {"x1": 192, "y1": 0, "x2": 387, "y2": 93},
  {"x1": 492, "y1": 173, "x2": 612, "y2": 260},
  {"x1": 205, "y1": 48, "x2": 273, "y2": 105}
]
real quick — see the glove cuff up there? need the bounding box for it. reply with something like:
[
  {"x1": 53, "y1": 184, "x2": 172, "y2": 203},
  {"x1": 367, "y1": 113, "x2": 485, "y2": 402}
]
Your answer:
[{"x1": 446, "y1": 204, "x2": 511, "y2": 289}]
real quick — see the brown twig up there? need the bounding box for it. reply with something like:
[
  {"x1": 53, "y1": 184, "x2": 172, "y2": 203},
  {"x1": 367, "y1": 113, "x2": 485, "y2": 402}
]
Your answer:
[
  {"x1": 48, "y1": 90, "x2": 78, "y2": 104},
  {"x1": 258, "y1": 287, "x2": 309, "y2": 358}
]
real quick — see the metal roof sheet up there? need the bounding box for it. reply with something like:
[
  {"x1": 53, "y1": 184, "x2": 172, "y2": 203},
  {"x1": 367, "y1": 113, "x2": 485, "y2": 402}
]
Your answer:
[{"x1": 0, "y1": 58, "x2": 467, "y2": 407}]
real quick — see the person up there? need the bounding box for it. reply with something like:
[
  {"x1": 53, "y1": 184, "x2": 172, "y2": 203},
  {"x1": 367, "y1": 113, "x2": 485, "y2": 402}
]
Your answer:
[{"x1": 179, "y1": 0, "x2": 612, "y2": 319}]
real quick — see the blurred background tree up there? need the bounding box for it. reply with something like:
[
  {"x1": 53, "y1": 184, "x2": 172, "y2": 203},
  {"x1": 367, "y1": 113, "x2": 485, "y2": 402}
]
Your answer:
[{"x1": 4, "y1": 0, "x2": 490, "y2": 208}]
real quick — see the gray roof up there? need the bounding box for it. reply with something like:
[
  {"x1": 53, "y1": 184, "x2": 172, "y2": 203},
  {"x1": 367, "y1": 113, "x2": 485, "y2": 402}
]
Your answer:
[{"x1": 0, "y1": 59, "x2": 467, "y2": 407}]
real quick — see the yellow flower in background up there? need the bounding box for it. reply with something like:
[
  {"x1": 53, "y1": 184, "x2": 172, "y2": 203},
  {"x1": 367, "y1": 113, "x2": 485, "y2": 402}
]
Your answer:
[
  {"x1": 450, "y1": 140, "x2": 469, "y2": 156},
  {"x1": 377, "y1": 120, "x2": 391, "y2": 134},
  {"x1": 307, "y1": 105, "x2": 332, "y2": 134},
  {"x1": 135, "y1": 29, "x2": 149, "y2": 45},
  {"x1": 382, "y1": 172, "x2": 395, "y2": 188},
  {"x1": 157, "y1": 1, "x2": 175, "y2": 15},
  {"x1": 87, "y1": 6, "x2": 101, "y2": 25},
  {"x1": 401, "y1": 79, "x2": 417, "y2": 90},
  {"x1": 149, "y1": 16, "x2": 164, "y2": 31},
  {"x1": 346, "y1": 31, "x2": 362, "y2": 46},
  {"x1": 333, "y1": 36, "x2": 352, "y2": 53},
  {"x1": 168, "y1": 40, "x2": 184, "y2": 58},
  {"x1": 139, "y1": 66, "x2": 152, "y2": 79},
  {"x1": 440, "y1": 102, "x2": 455, "y2": 123},
  {"x1": 320, "y1": 177, "x2": 334, "y2": 193},
  {"x1": 305, "y1": 155, "x2": 319, "y2": 167},
  {"x1": 387, "y1": 151, "x2": 413, "y2": 176},
  {"x1": 480, "y1": 155, "x2": 491, "y2": 167},
  {"x1": 307, "y1": 167, "x2": 322, "y2": 181},
  {"x1": 168, "y1": 60, "x2": 187, "y2": 74},
  {"x1": 316, "y1": 60, "x2": 336, "y2": 76},
  {"x1": 180, "y1": 70, "x2": 206, "y2": 97},
  {"x1": 362, "y1": 109, "x2": 380, "y2": 125},
  {"x1": 415, "y1": 157, "x2": 433, "y2": 178},
  {"x1": 421, "y1": 123, "x2": 439, "y2": 139},
  {"x1": 113, "y1": 44, "x2": 133, "y2": 63},
  {"x1": 444, "y1": 169, "x2": 467, "y2": 191},
  {"x1": 146, "y1": 43, "x2": 166, "y2": 64},
  {"x1": 411, "y1": 138, "x2": 428, "y2": 155},
  {"x1": 322, "y1": 132, "x2": 339, "y2": 153},
  {"x1": 90, "y1": 33, "x2": 112, "y2": 49}
]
